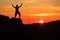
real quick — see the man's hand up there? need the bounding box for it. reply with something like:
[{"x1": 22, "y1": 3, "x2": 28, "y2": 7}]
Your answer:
[
  {"x1": 12, "y1": 4, "x2": 13, "y2": 5},
  {"x1": 12, "y1": 4, "x2": 15, "y2": 8},
  {"x1": 19, "y1": 3, "x2": 23, "y2": 7},
  {"x1": 20, "y1": 2, "x2": 23, "y2": 4}
]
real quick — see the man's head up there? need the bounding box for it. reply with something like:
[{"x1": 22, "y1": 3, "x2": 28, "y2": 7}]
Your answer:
[{"x1": 16, "y1": 5, "x2": 18, "y2": 7}]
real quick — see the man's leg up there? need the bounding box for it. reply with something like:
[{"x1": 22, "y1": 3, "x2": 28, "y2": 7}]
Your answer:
[
  {"x1": 15, "y1": 12, "x2": 17, "y2": 18},
  {"x1": 18, "y1": 12, "x2": 21, "y2": 18}
]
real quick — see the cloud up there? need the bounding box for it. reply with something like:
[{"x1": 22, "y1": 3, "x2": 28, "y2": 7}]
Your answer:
[
  {"x1": 0, "y1": 0, "x2": 60, "y2": 10},
  {"x1": 52, "y1": 0, "x2": 60, "y2": 6}
]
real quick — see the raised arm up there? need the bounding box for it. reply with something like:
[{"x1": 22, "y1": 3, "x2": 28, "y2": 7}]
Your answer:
[
  {"x1": 12, "y1": 4, "x2": 15, "y2": 8},
  {"x1": 19, "y1": 3, "x2": 23, "y2": 7}
]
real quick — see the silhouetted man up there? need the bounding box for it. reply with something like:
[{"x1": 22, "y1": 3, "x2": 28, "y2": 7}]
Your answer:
[{"x1": 12, "y1": 3, "x2": 23, "y2": 18}]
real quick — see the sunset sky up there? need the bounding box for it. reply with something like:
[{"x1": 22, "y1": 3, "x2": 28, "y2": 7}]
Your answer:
[{"x1": 0, "y1": 0, "x2": 60, "y2": 24}]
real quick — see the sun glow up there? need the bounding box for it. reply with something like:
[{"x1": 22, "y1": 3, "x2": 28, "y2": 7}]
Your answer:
[
  {"x1": 31, "y1": 13, "x2": 60, "y2": 16},
  {"x1": 40, "y1": 20, "x2": 44, "y2": 24}
]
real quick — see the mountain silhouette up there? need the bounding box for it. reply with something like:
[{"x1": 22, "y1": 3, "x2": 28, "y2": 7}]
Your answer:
[{"x1": 0, "y1": 14, "x2": 60, "y2": 39}]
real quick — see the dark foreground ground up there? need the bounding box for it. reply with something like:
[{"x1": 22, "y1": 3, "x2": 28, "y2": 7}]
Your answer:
[{"x1": 0, "y1": 14, "x2": 60, "y2": 39}]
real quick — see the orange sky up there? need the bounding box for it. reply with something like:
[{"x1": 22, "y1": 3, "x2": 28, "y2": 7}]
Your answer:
[{"x1": 0, "y1": 0, "x2": 60, "y2": 24}]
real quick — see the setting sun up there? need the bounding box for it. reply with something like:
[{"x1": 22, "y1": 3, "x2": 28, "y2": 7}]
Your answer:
[{"x1": 40, "y1": 20, "x2": 44, "y2": 24}]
